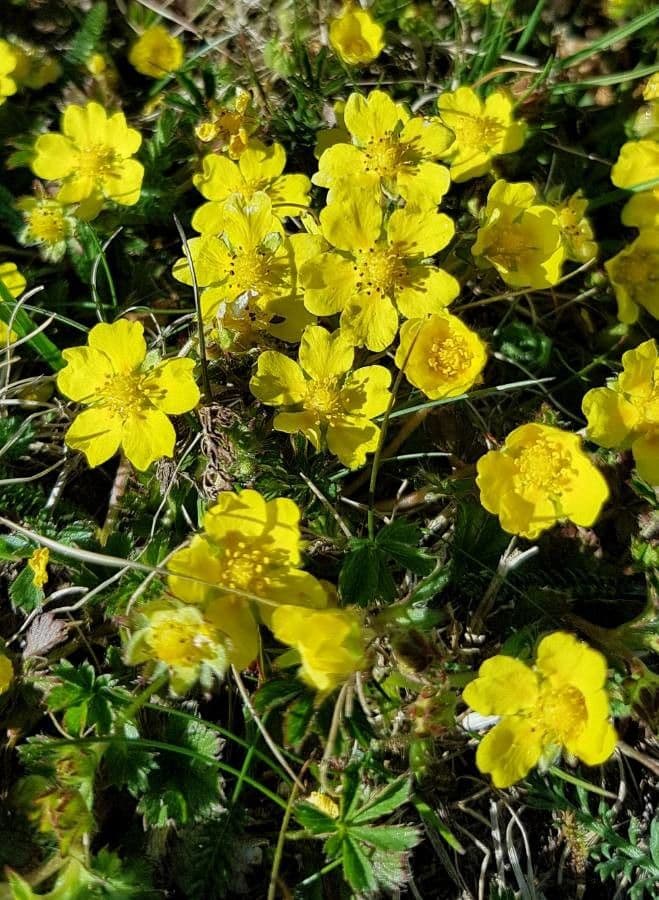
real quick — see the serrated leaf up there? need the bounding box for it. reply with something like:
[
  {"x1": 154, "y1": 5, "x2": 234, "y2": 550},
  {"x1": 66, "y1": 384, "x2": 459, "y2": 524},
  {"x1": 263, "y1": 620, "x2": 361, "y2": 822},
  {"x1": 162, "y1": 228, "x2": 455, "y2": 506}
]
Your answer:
[
  {"x1": 253, "y1": 677, "x2": 303, "y2": 714},
  {"x1": 350, "y1": 775, "x2": 412, "y2": 825},
  {"x1": 339, "y1": 541, "x2": 382, "y2": 606},
  {"x1": 650, "y1": 817, "x2": 659, "y2": 868},
  {"x1": 348, "y1": 824, "x2": 421, "y2": 851},
  {"x1": 9, "y1": 565, "x2": 44, "y2": 613},
  {"x1": 66, "y1": 1, "x2": 108, "y2": 65},
  {"x1": 283, "y1": 691, "x2": 315, "y2": 749},
  {"x1": 342, "y1": 836, "x2": 378, "y2": 893},
  {"x1": 294, "y1": 802, "x2": 338, "y2": 835},
  {"x1": 340, "y1": 764, "x2": 362, "y2": 822},
  {"x1": 376, "y1": 520, "x2": 435, "y2": 576}
]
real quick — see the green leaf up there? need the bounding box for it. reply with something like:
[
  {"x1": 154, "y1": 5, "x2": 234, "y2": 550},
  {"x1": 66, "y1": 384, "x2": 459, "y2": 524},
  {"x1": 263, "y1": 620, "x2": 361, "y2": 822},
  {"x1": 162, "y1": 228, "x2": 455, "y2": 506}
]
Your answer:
[
  {"x1": 350, "y1": 775, "x2": 412, "y2": 825},
  {"x1": 0, "y1": 280, "x2": 64, "y2": 372},
  {"x1": 340, "y1": 764, "x2": 362, "y2": 822},
  {"x1": 47, "y1": 661, "x2": 116, "y2": 735},
  {"x1": 284, "y1": 690, "x2": 316, "y2": 749},
  {"x1": 253, "y1": 677, "x2": 304, "y2": 714},
  {"x1": 496, "y1": 320, "x2": 552, "y2": 371},
  {"x1": 348, "y1": 824, "x2": 421, "y2": 852},
  {"x1": 66, "y1": 1, "x2": 108, "y2": 65},
  {"x1": 9, "y1": 565, "x2": 44, "y2": 613},
  {"x1": 339, "y1": 540, "x2": 384, "y2": 606},
  {"x1": 342, "y1": 836, "x2": 378, "y2": 893},
  {"x1": 376, "y1": 520, "x2": 435, "y2": 576},
  {"x1": 650, "y1": 817, "x2": 659, "y2": 868},
  {"x1": 294, "y1": 802, "x2": 339, "y2": 835}
]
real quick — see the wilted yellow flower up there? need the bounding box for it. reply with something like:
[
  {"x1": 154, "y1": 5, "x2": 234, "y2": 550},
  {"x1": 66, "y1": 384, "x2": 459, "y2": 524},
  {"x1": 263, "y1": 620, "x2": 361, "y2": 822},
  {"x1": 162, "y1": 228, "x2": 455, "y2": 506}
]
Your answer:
[
  {"x1": 476, "y1": 423, "x2": 609, "y2": 539},
  {"x1": 395, "y1": 313, "x2": 487, "y2": 399},
  {"x1": 195, "y1": 89, "x2": 256, "y2": 157},
  {"x1": 28, "y1": 547, "x2": 49, "y2": 588},
  {"x1": 32, "y1": 101, "x2": 144, "y2": 218},
  {"x1": 17, "y1": 193, "x2": 75, "y2": 262},
  {"x1": 436, "y1": 86, "x2": 526, "y2": 182},
  {"x1": 472, "y1": 180, "x2": 565, "y2": 289},
  {"x1": 329, "y1": 3, "x2": 385, "y2": 66},
  {"x1": 605, "y1": 230, "x2": 659, "y2": 323},
  {"x1": 0, "y1": 262, "x2": 26, "y2": 299},
  {"x1": 271, "y1": 605, "x2": 366, "y2": 693},
  {"x1": 173, "y1": 193, "x2": 300, "y2": 326},
  {"x1": 306, "y1": 792, "x2": 340, "y2": 818},
  {"x1": 128, "y1": 24, "x2": 184, "y2": 78},
  {"x1": 300, "y1": 189, "x2": 458, "y2": 351},
  {"x1": 0, "y1": 39, "x2": 18, "y2": 104},
  {"x1": 250, "y1": 325, "x2": 392, "y2": 468},
  {"x1": 0, "y1": 653, "x2": 13, "y2": 694},
  {"x1": 555, "y1": 191, "x2": 597, "y2": 263},
  {"x1": 10, "y1": 42, "x2": 60, "y2": 89},
  {"x1": 582, "y1": 339, "x2": 658, "y2": 485},
  {"x1": 166, "y1": 490, "x2": 329, "y2": 670},
  {"x1": 313, "y1": 89, "x2": 453, "y2": 207},
  {"x1": 463, "y1": 632, "x2": 617, "y2": 788},
  {"x1": 57, "y1": 319, "x2": 200, "y2": 470},
  {"x1": 192, "y1": 140, "x2": 310, "y2": 226},
  {"x1": 125, "y1": 601, "x2": 227, "y2": 695}
]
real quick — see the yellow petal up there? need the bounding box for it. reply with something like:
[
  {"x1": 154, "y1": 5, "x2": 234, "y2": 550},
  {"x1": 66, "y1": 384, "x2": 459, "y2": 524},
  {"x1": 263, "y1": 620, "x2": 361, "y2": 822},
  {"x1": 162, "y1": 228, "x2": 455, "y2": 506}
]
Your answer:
[
  {"x1": 340, "y1": 365, "x2": 391, "y2": 418},
  {"x1": 395, "y1": 267, "x2": 460, "y2": 318},
  {"x1": 31, "y1": 134, "x2": 77, "y2": 180},
  {"x1": 397, "y1": 160, "x2": 452, "y2": 206},
  {"x1": 298, "y1": 325, "x2": 353, "y2": 379},
  {"x1": 100, "y1": 157, "x2": 144, "y2": 206},
  {"x1": 313, "y1": 143, "x2": 368, "y2": 190},
  {"x1": 340, "y1": 293, "x2": 398, "y2": 351},
  {"x1": 121, "y1": 406, "x2": 176, "y2": 470},
  {"x1": 582, "y1": 387, "x2": 637, "y2": 448},
  {"x1": 475, "y1": 717, "x2": 543, "y2": 788},
  {"x1": 205, "y1": 595, "x2": 259, "y2": 669},
  {"x1": 319, "y1": 191, "x2": 381, "y2": 251},
  {"x1": 88, "y1": 320, "x2": 146, "y2": 374},
  {"x1": 535, "y1": 632, "x2": 608, "y2": 693},
  {"x1": 344, "y1": 90, "x2": 402, "y2": 144},
  {"x1": 400, "y1": 116, "x2": 454, "y2": 158},
  {"x1": 632, "y1": 432, "x2": 659, "y2": 485},
  {"x1": 463, "y1": 655, "x2": 539, "y2": 715},
  {"x1": 193, "y1": 153, "x2": 243, "y2": 201},
  {"x1": 58, "y1": 347, "x2": 115, "y2": 403},
  {"x1": 387, "y1": 208, "x2": 454, "y2": 257},
  {"x1": 62, "y1": 101, "x2": 108, "y2": 145},
  {"x1": 300, "y1": 252, "x2": 357, "y2": 316},
  {"x1": 326, "y1": 416, "x2": 380, "y2": 468},
  {"x1": 65, "y1": 405, "x2": 122, "y2": 467},
  {"x1": 273, "y1": 411, "x2": 322, "y2": 449},
  {"x1": 250, "y1": 351, "x2": 307, "y2": 405},
  {"x1": 142, "y1": 358, "x2": 200, "y2": 414},
  {"x1": 239, "y1": 140, "x2": 286, "y2": 182}
]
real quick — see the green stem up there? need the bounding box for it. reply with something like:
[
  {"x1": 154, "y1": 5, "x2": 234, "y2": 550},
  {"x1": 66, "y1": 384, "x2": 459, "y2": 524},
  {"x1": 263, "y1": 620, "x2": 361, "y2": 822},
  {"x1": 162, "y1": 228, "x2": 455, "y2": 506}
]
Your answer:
[{"x1": 548, "y1": 766, "x2": 618, "y2": 799}]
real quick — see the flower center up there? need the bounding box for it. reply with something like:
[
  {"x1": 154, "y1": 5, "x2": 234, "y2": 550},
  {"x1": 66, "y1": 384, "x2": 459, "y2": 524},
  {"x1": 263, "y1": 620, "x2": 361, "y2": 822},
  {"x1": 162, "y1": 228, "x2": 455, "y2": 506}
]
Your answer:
[
  {"x1": 354, "y1": 247, "x2": 406, "y2": 296},
  {"x1": 101, "y1": 372, "x2": 151, "y2": 416},
  {"x1": 363, "y1": 135, "x2": 406, "y2": 178},
  {"x1": 614, "y1": 250, "x2": 658, "y2": 290},
  {"x1": 230, "y1": 250, "x2": 270, "y2": 295},
  {"x1": 27, "y1": 205, "x2": 67, "y2": 243},
  {"x1": 304, "y1": 379, "x2": 342, "y2": 423},
  {"x1": 79, "y1": 144, "x2": 118, "y2": 177},
  {"x1": 539, "y1": 683, "x2": 587, "y2": 745},
  {"x1": 427, "y1": 333, "x2": 472, "y2": 377},
  {"x1": 150, "y1": 618, "x2": 216, "y2": 667},
  {"x1": 218, "y1": 533, "x2": 286, "y2": 596},
  {"x1": 512, "y1": 437, "x2": 577, "y2": 497},
  {"x1": 485, "y1": 221, "x2": 538, "y2": 271},
  {"x1": 453, "y1": 112, "x2": 503, "y2": 149}
]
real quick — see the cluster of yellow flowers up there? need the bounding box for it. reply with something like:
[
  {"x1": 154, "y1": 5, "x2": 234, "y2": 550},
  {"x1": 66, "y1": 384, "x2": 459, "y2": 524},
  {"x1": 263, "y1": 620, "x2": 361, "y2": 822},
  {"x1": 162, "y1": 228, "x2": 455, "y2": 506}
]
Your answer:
[{"x1": 125, "y1": 489, "x2": 366, "y2": 695}]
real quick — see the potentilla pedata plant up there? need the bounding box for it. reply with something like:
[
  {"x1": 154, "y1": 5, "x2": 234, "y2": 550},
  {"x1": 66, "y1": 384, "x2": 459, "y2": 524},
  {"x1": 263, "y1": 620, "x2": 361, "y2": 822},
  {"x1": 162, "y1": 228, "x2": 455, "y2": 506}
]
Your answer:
[{"x1": 0, "y1": 1, "x2": 657, "y2": 898}]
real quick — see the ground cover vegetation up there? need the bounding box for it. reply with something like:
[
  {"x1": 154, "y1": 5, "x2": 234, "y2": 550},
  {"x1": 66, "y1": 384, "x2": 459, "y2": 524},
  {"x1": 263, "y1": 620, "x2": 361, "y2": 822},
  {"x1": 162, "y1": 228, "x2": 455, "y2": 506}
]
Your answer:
[{"x1": 0, "y1": 0, "x2": 657, "y2": 897}]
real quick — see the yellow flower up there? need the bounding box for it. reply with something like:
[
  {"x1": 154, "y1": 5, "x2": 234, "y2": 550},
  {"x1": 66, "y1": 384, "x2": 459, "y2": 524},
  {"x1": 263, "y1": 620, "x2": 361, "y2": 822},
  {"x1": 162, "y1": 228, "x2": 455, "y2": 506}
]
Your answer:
[
  {"x1": 472, "y1": 180, "x2": 565, "y2": 289},
  {"x1": 57, "y1": 319, "x2": 200, "y2": 470},
  {"x1": 476, "y1": 423, "x2": 609, "y2": 539},
  {"x1": 128, "y1": 24, "x2": 184, "y2": 78},
  {"x1": 463, "y1": 632, "x2": 617, "y2": 787},
  {"x1": 0, "y1": 39, "x2": 18, "y2": 104},
  {"x1": 329, "y1": 3, "x2": 385, "y2": 66},
  {"x1": 173, "y1": 193, "x2": 303, "y2": 329},
  {"x1": 300, "y1": 189, "x2": 458, "y2": 351},
  {"x1": 621, "y1": 188, "x2": 659, "y2": 229},
  {"x1": 17, "y1": 193, "x2": 74, "y2": 263},
  {"x1": 192, "y1": 140, "x2": 310, "y2": 226},
  {"x1": 271, "y1": 605, "x2": 366, "y2": 693},
  {"x1": 31, "y1": 101, "x2": 144, "y2": 217},
  {"x1": 0, "y1": 261, "x2": 26, "y2": 299},
  {"x1": 11, "y1": 43, "x2": 61, "y2": 89},
  {"x1": 605, "y1": 230, "x2": 659, "y2": 324},
  {"x1": 436, "y1": 86, "x2": 526, "y2": 182},
  {"x1": 582, "y1": 339, "x2": 659, "y2": 485},
  {"x1": 250, "y1": 325, "x2": 392, "y2": 468},
  {"x1": 125, "y1": 601, "x2": 228, "y2": 695},
  {"x1": 166, "y1": 490, "x2": 329, "y2": 670},
  {"x1": 644, "y1": 74, "x2": 659, "y2": 101},
  {"x1": 313, "y1": 89, "x2": 453, "y2": 207},
  {"x1": 0, "y1": 653, "x2": 13, "y2": 694},
  {"x1": 611, "y1": 140, "x2": 659, "y2": 231},
  {"x1": 555, "y1": 191, "x2": 598, "y2": 263},
  {"x1": 395, "y1": 313, "x2": 487, "y2": 399},
  {"x1": 195, "y1": 89, "x2": 256, "y2": 158},
  {"x1": 28, "y1": 547, "x2": 49, "y2": 588}
]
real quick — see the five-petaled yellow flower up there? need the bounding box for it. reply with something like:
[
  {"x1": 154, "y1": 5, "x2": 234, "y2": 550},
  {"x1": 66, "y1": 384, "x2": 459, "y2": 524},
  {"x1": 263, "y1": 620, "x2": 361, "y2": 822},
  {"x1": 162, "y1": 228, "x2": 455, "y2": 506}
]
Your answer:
[
  {"x1": 31, "y1": 101, "x2": 144, "y2": 218},
  {"x1": 0, "y1": 261, "x2": 26, "y2": 299},
  {"x1": 0, "y1": 652, "x2": 13, "y2": 694},
  {"x1": 582, "y1": 339, "x2": 659, "y2": 486},
  {"x1": 125, "y1": 601, "x2": 228, "y2": 695},
  {"x1": 28, "y1": 547, "x2": 49, "y2": 589},
  {"x1": 57, "y1": 319, "x2": 200, "y2": 470},
  {"x1": 172, "y1": 193, "x2": 304, "y2": 332},
  {"x1": 472, "y1": 180, "x2": 565, "y2": 289},
  {"x1": 166, "y1": 490, "x2": 329, "y2": 670},
  {"x1": 300, "y1": 190, "x2": 458, "y2": 351},
  {"x1": 329, "y1": 3, "x2": 385, "y2": 66},
  {"x1": 436, "y1": 86, "x2": 526, "y2": 182},
  {"x1": 192, "y1": 140, "x2": 310, "y2": 227},
  {"x1": 395, "y1": 313, "x2": 487, "y2": 399},
  {"x1": 476, "y1": 423, "x2": 609, "y2": 539},
  {"x1": 272, "y1": 605, "x2": 367, "y2": 694},
  {"x1": 463, "y1": 631, "x2": 617, "y2": 787},
  {"x1": 605, "y1": 229, "x2": 659, "y2": 324},
  {"x1": 128, "y1": 24, "x2": 184, "y2": 78},
  {"x1": 250, "y1": 325, "x2": 392, "y2": 468},
  {"x1": 313, "y1": 89, "x2": 454, "y2": 207},
  {"x1": 0, "y1": 39, "x2": 19, "y2": 104}
]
